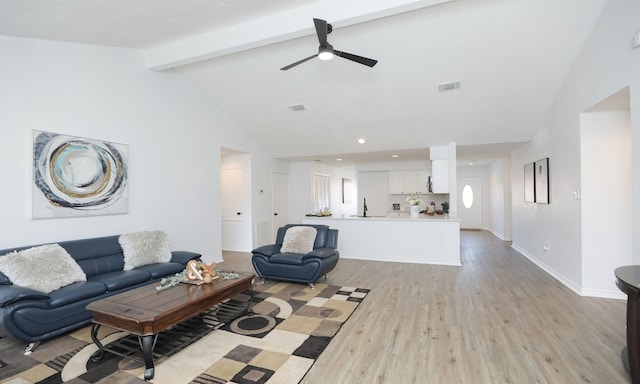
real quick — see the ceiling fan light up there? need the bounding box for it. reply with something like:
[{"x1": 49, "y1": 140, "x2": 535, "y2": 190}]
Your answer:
[
  {"x1": 318, "y1": 51, "x2": 333, "y2": 61},
  {"x1": 318, "y1": 45, "x2": 334, "y2": 61}
]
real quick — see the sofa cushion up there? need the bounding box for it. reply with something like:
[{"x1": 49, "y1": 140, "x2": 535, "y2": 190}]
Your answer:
[
  {"x1": 0, "y1": 271, "x2": 10, "y2": 285},
  {"x1": 0, "y1": 244, "x2": 87, "y2": 293},
  {"x1": 59, "y1": 235, "x2": 125, "y2": 277},
  {"x1": 119, "y1": 230, "x2": 172, "y2": 270},
  {"x1": 270, "y1": 253, "x2": 305, "y2": 265},
  {"x1": 281, "y1": 226, "x2": 317, "y2": 254},
  {"x1": 88, "y1": 270, "x2": 151, "y2": 291},
  {"x1": 0, "y1": 285, "x2": 49, "y2": 307},
  {"x1": 47, "y1": 281, "x2": 108, "y2": 308},
  {"x1": 251, "y1": 244, "x2": 282, "y2": 258},
  {"x1": 135, "y1": 262, "x2": 186, "y2": 279},
  {"x1": 305, "y1": 248, "x2": 339, "y2": 259},
  {"x1": 170, "y1": 251, "x2": 202, "y2": 265}
]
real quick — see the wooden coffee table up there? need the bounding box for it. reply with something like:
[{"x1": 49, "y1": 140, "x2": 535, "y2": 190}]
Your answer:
[{"x1": 86, "y1": 272, "x2": 255, "y2": 380}]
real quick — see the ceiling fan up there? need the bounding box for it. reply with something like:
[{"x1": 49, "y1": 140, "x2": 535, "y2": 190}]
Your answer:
[{"x1": 280, "y1": 18, "x2": 378, "y2": 71}]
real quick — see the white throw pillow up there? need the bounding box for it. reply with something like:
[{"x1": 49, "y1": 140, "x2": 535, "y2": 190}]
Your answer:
[
  {"x1": 0, "y1": 244, "x2": 86, "y2": 293},
  {"x1": 280, "y1": 226, "x2": 317, "y2": 254},
  {"x1": 119, "y1": 230, "x2": 172, "y2": 270}
]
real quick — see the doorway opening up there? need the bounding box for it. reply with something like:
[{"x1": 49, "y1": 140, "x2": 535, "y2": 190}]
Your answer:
[
  {"x1": 271, "y1": 172, "x2": 290, "y2": 241},
  {"x1": 457, "y1": 177, "x2": 483, "y2": 229},
  {"x1": 580, "y1": 86, "x2": 631, "y2": 291},
  {"x1": 220, "y1": 148, "x2": 252, "y2": 251}
]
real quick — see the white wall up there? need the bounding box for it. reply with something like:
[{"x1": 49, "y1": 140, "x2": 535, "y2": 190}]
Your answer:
[
  {"x1": 0, "y1": 36, "x2": 273, "y2": 263},
  {"x1": 289, "y1": 162, "x2": 313, "y2": 222},
  {"x1": 288, "y1": 161, "x2": 358, "y2": 221},
  {"x1": 488, "y1": 158, "x2": 512, "y2": 241},
  {"x1": 581, "y1": 109, "x2": 631, "y2": 297},
  {"x1": 510, "y1": 0, "x2": 640, "y2": 297}
]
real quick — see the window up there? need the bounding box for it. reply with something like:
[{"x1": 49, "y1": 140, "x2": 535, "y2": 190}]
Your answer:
[
  {"x1": 312, "y1": 174, "x2": 330, "y2": 213},
  {"x1": 462, "y1": 184, "x2": 474, "y2": 208}
]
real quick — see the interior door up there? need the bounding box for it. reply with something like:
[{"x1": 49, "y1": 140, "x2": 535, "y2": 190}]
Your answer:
[
  {"x1": 272, "y1": 172, "x2": 290, "y2": 238},
  {"x1": 221, "y1": 167, "x2": 249, "y2": 251},
  {"x1": 457, "y1": 177, "x2": 483, "y2": 229},
  {"x1": 221, "y1": 168, "x2": 243, "y2": 219}
]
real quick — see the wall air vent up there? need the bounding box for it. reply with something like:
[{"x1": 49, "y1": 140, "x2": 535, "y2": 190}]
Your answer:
[
  {"x1": 437, "y1": 80, "x2": 461, "y2": 93},
  {"x1": 287, "y1": 104, "x2": 306, "y2": 112}
]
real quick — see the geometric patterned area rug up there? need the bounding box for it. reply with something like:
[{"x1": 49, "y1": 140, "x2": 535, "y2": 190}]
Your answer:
[{"x1": 0, "y1": 281, "x2": 369, "y2": 384}]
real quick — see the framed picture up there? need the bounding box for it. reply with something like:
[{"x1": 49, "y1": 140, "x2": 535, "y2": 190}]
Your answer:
[
  {"x1": 524, "y1": 162, "x2": 535, "y2": 203},
  {"x1": 32, "y1": 131, "x2": 129, "y2": 219},
  {"x1": 534, "y1": 158, "x2": 549, "y2": 204},
  {"x1": 342, "y1": 178, "x2": 354, "y2": 204}
]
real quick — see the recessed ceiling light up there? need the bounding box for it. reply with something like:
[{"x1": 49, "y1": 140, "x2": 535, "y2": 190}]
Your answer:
[
  {"x1": 468, "y1": 162, "x2": 474, "y2": 166},
  {"x1": 392, "y1": 154, "x2": 399, "y2": 158},
  {"x1": 358, "y1": 138, "x2": 366, "y2": 144},
  {"x1": 336, "y1": 158, "x2": 343, "y2": 161}
]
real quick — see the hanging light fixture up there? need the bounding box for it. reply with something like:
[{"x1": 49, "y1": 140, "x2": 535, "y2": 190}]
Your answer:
[{"x1": 318, "y1": 44, "x2": 334, "y2": 61}]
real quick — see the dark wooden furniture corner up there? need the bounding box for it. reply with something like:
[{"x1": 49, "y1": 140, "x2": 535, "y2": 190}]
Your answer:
[
  {"x1": 86, "y1": 272, "x2": 254, "y2": 380},
  {"x1": 615, "y1": 265, "x2": 640, "y2": 384}
]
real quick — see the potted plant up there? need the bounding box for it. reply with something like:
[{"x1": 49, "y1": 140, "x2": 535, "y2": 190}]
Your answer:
[{"x1": 406, "y1": 194, "x2": 423, "y2": 218}]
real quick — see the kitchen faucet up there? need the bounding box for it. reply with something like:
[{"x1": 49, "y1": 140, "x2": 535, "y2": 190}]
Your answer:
[{"x1": 363, "y1": 197, "x2": 368, "y2": 217}]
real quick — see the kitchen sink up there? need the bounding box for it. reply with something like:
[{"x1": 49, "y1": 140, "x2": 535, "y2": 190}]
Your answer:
[{"x1": 349, "y1": 215, "x2": 385, "y2": 218}]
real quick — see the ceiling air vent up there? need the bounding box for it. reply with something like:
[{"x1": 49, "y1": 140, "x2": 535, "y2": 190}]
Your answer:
[
  {"x1": 287, "y1": 104, "x2": 306, "y2": 112},
  {"x1": 437, "y1": 80, "x2": 461, "y2": 93}
]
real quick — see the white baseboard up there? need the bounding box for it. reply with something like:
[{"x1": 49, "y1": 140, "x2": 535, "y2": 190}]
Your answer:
[{"x1": 510, "y1": 243, "x2": 625, "y2": 300}]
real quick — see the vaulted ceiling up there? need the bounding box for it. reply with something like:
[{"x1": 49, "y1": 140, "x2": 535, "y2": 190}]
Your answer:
[{"x1": 0, "y1": 0, "x2": 609, "y2": 165}]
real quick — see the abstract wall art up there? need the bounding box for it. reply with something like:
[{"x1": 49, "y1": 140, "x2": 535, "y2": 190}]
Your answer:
[
  {"x1": 524, "y1": 157, "x2": 550, "y2": 204},
  {"x1": 32, "y1": 131, "x2": 129, "y2": 219},
  {"x1": 524, "y1": 162, "x2": 535, "y2": 203},
  {"x1": 534, "y1": 157, "x2": 549, "y2": 204}
]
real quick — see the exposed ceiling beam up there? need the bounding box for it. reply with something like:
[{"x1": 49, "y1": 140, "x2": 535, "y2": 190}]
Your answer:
[{"x1": 144, "y1": 0, "x2": 453, "y2": 71}]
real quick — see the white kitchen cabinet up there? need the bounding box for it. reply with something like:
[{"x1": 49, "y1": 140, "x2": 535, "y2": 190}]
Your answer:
[
  {"x1": 406, "y1": 170, "x2": 430, "y2": 194},
  {"x1": 431, "y1": 160, "x2": 449, "y2": 193},
  {"x1": 389, "y1": 170, "x2": 429, "y2": 195},
  {"x1": 388, "y1": 171, "x2": 405, "y2": 194}
]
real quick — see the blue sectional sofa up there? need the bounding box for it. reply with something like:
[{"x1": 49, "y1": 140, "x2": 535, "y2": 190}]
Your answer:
[{"x1": 0, "y1": 233, "x2": 200, "y2": 354}]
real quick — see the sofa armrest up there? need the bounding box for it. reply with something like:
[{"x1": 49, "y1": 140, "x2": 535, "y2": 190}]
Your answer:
[
  {"x1": 171, "y1": 251, "x2": 202, "y2": 265},
  {"x1": 252, "y1": 244, "x2": 282, "y2": 258},
  {"x1": 304, "y1": 248, "x2": 338, "y2": 260},
  {"x1": 0, "y1": 285, "x2": 49, "y2": 307}
]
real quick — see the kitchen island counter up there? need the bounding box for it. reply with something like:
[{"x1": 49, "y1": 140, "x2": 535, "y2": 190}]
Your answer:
[
  {"x1": 311, "y1": 213, "x2": 457, "y2": 221},
  {"x1": 302, "y1": 214, "x2": 461, "y2": 266}
]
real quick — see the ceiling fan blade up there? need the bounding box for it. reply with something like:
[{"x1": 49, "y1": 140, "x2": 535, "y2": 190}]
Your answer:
[
  {"x1": 280, "y1": 54, "x2": 317, "y2": 70},
  {"x1": 334, "y1": 50, "x2": 378, "y2": 67},
  {"x1": 313, "y1": 18, "x2": 328, "y2": 45}
]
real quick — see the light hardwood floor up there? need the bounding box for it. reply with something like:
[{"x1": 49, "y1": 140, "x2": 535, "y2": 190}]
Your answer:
[{"x1": 222, "y1": 230, "x2": 630, "y2": 384}]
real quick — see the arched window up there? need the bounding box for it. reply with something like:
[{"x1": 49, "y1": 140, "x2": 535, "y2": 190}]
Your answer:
[{"x1": 462, "y1": 184, "x2": 474, "y2": 208}]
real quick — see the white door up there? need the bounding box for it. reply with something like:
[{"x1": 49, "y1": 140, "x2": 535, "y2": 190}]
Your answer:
[
  {"x1": 221, "y1": 168, "x2": 243, "y2": 219},
  {"x1": 457, "y1": 177, "x2": 483, "y2": 229},
  {"x1": 221, "y1": 168, "x2": 248, "y2": 250},
  {"x1": 272, "y1": 172, "x2": 290, "y2": 239}
]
